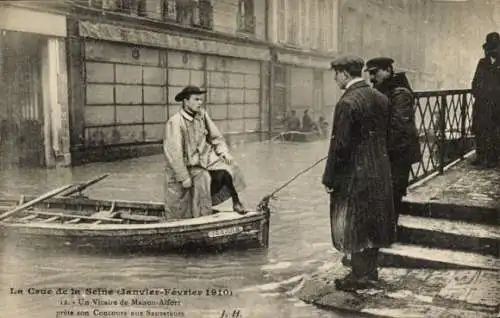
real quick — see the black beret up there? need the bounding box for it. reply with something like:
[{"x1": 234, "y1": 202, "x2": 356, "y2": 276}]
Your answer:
[
  {"x1": 330, "y1": 55, "x2": 365, "y2": 71},
  {"x1": 365, "y1": 57, "x2": 395, "y2": 72},
  {"x1": 174, "y1": 85, "x2": 207, "y2": 102}
]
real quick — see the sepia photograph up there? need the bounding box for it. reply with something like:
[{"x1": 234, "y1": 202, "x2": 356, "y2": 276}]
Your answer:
[{"x1": 0, "y1": 0, "x2": 498, "y2": 317}]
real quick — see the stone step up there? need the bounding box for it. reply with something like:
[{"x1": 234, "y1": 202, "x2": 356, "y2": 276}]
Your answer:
[
  {"x1": 398, "y1": 215, "x2": 500, "y2": 256},
  {"x1": 379, "y1": 244, "x2": 500, "y2": 271},
  {"x1": 402, "y1": 200, "x2": 499, "y2": 226},
  {"x1": 298, "y1": 265, "x2": 499, "y2": 318}
]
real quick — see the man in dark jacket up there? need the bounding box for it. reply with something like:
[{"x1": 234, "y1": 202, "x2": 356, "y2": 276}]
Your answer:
[
  {"x1": 285, "y1": 110, "x2": 301, "y2": 131},
  {"x1": 323, "y1": 56, "x2": 394, "y2": 291},
  {"x1": 302, "y1": 109, "x2": 314, "y2": 132},
  {"x1": 365, "y1": 57, "x2": 421, "y2": 241},
  {"x1": 471, "y1": 32, "x2": 500, "y2": 168}
]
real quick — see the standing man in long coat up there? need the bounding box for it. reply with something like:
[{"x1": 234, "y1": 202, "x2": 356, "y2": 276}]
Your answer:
[
  {"x1": 471, "y1": 32, "x2": 500, "y2": 168},
  {"x1": 163, "y1": 85, "x2": 247, "y2": 220},
  {"x1": 365, "y1": 57, "x2": 421, "y2": 240},
  {"x1": 323, "y1": 56, "x2": 394, "y2": 291}
]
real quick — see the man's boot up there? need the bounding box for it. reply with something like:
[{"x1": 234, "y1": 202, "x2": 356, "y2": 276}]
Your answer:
[{"x1": 233, "y1": 201, "x2": 247, "y2": 215}]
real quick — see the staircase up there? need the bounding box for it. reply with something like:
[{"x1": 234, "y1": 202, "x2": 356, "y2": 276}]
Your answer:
[{"x1": 378, "y1": 160, "x2": 500, "y2": 271}]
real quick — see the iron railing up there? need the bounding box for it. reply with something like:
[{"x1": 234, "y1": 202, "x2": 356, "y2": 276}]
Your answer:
[{"x1": 409, "y1": 89, "x2": 475, "y2": 184}]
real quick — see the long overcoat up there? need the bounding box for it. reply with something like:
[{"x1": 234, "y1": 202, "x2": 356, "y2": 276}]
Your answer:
[
  {"x1": 471, "y1": 57, "x2": 500, "y2": 148},
  {"x1": 377, "y1": 73, "x2": 421, "y2": 199},
  {"x1": 322, "y1": 81, "x2": 395, "y2": 254},
  {"x1": 163, "y1": 109, "x2": 245, "y2": 220}
]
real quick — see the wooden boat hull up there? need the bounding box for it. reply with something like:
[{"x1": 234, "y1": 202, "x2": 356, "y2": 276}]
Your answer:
[
  {"x1": 0, "y1": 196, "x2": 270, "y2": 253},
  {"x1": 279, "y1": 131, "x2": 322, "y2": 142}
]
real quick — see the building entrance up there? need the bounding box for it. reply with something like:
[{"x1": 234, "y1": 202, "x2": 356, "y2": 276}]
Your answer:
[{"x1": 0, "y1": 30, "x2": 45, "y2": 167}]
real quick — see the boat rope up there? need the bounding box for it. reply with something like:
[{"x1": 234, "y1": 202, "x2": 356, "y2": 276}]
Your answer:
[{"x1": 257, "y1": 155, "x2": 328, "y2": 213}]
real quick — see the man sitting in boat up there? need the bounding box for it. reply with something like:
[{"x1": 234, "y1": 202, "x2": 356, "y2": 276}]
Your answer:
[{"x1": 163, "y1": 85, "x2": 247, "y2": 220}]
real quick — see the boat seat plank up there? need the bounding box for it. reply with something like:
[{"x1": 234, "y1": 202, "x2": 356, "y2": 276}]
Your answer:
[
  {"x1": 25, "y1": 210, "x2": 123, "y2": 223},
  {"x1": 20, "y1": 214, "x2": 38, "y2": 221},
  {"x1": 90, "y1": 211, "x2": 117, "y2": 219},
  {"x1": 119, "y1": 212, "x2": 163, "y2": 223},
  {"x1": 40, "y1": 216, "x2": 60, "y2": 223},
  {"x1": 64, "y1": 218, "x2": 81, "y2": 224}
]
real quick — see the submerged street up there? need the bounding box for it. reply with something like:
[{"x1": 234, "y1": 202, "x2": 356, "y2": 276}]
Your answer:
[{"x1": 0, "y1": 139, "x2": 357, "y2": 318}]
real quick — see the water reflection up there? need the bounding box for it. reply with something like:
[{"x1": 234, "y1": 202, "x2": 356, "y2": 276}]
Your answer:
[{"x1": 0, "y1": 140, "x2": 354, "y2": 317}]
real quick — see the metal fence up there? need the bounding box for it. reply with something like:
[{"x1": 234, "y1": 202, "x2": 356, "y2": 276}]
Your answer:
[{"x1": 409, "y1": 89, "x2": 475, "y2": 185}]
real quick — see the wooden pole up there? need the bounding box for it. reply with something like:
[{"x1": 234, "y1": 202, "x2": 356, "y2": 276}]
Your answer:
[
  {"x1": 26, "y1": 210, "x2": 123, "y2": 223},
  {"x1": 60, "y1": 174, "x2": 109, "y2": 197},
  {"x1": 0, "y1": 184, "x2": 74, "y2": 221}
]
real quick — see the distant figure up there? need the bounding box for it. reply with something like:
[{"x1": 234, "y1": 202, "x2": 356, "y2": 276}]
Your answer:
[
  {"x1": 163, "y1": 85, "x2": 247, "y2": 220},
  {"x1": 317, "y1": 116, "x2": 329, "y2": 138},
  {"x1": 365, "y1": 57, "x2": 421, "y2": 241},
  {"x1": 323, "y1": 56, "x2": 394, "y2": 292},
  {"x1": 285, "y1": 110, "x2": 301, "y2": 131},
  {"x1": 471, "y1": 32, "x2": 500, "y2": 168},
  {"x1": 301, "y1": 109, "x2": 314, "y2": 132}
]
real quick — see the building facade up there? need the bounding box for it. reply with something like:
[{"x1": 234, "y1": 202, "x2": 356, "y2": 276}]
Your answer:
[
  {"x1": 267, "y1": 0, "x2": 340, "y2": 133},
  {"x1": 67, "y1": 0, "x2": 271, "y2": 164},
  {"x1": 0, "y1": 0, "x2": 496, "y2": 167},
  {"x1": 422, "y1": 0, "x2": 500, "y2": 90},
  {"x1": 339, "y1": 0, "x2": 433, "y2": 89},
  {"x1": 0, "y1": 4, "x2": 71, "y2": 167},
  {"x1": 338, "y1": 0, "x2": 499, "y2": 90}
]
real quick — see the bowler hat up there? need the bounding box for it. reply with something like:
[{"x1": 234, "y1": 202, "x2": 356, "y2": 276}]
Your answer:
[
  {"x1": 330, "y1": 55, "x2": 365, "y2": 71},
  {"x1": 174, "y1": 85, "x2": 207, "y2": 102},
  {"x1": 365, "y1": 57, "x2": 395, "y2": 72},
  {"x1": 483, "y1": 32, "x2": 500, "y2": 50}
]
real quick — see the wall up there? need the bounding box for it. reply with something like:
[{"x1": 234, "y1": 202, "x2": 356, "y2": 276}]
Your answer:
[
  {"x1": 204, "y1": 56, "x2": 262, "y2": 134},
  {"x1": 289, "y1": 67, "x2": 314, "y2": 112},
  {"x1": 83, "y1": 40, "x2": 167, "y2": 148},
  {"x1": 271, "y1": 0, "x2": 338, "y2": 54},
  {"x1": 339, "y1": 0, "x2": 422, "y2": 76},
  {"x1": 80, "y1": 39, "x2": 263, "y2": 152},
  {"x1": 266, "y1": 0, "x2": 340, "y2": 133},
  {"x1": 212, "y1": 0, "x2": 267, "y2": 41},
  {"x1": 423, "y1": 0, "x2": 499, "y2": 90},
  {"x1": 322, "y1": 69, "x2": 340, "y2": 123},
  {"x1": 339, "y1": 0, "x2": 499, "y2": 91}
]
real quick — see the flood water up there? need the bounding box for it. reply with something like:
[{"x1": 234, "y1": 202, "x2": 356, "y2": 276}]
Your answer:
[{"x1": 0, "y1": 140, "x2": 357, "y2": 318}]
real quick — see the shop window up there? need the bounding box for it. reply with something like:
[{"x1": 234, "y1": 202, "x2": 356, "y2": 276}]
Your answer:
[
  {"x1": 81, "y1": 0, "x2": 148, "y2": 17},
  {"x1": 77, "y1": 0, "x2": 212, "y2": 29},
  {"x1": 172, "y1": 0, "x2": 213, "y2": 29},
  {"x1": 164, "y1": 0, "x2": 178, "y2": 19},
  {"x1": 238, "y1": 0, "x2": 255, "y2": 34},
  {"x1": 288, "y1": 0, "x2": 299, "y2": 45},
  {"x1": 277, "y1": 0, "x2": 287, "y2": 43},
  {"x1": 104, "y1": 0, "x2": 146, "y2": 16}
]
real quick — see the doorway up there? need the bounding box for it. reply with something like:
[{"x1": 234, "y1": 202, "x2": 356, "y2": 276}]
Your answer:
[
  {"x1": 271, "y1": 64, "x2": 287, "y2": 133},
  {"x1": 0, "y1": 30, "x2": 45, "y2": 167}
]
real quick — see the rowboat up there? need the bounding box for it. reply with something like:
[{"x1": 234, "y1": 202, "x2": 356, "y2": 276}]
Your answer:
[
  {"x1": 0, "y1": 194, "x2": 270, "y2": 253},
  {"x1": 275, "y1": 131, "x2": 322, "y2": 142}
]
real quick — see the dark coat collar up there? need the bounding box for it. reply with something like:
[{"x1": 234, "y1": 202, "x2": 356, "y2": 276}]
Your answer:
[{"x1": 375, "y1": 72, "x2": 413, "y2": 95}]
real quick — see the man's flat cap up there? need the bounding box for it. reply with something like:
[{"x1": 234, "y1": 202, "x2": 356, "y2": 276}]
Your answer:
[
  {"x1": 175, "y1": 85, "x2": 207, "y2": 102},
  {"x1": 365, "y1": 57, "x2": 395, "y2": 72},
  {"x1": 330, "y1": 55, "x2": 365, "y2": 70}
]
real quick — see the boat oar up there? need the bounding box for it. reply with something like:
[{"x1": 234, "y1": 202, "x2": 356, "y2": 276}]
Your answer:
[
  {"x1": 60, "y1": 174, "x2": 110, "y2": 197},
  {"x1": 0, "y1": 184, "x2": 75, "y2": 222}
]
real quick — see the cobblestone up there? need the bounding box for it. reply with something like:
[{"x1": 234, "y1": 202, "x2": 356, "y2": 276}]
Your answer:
[
  {"x1": 407, "y1": 155, "x2": 500, "y2": 210},
  {"x1": 296, "y1": 265, "x2": 499, "y2": 317}
]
